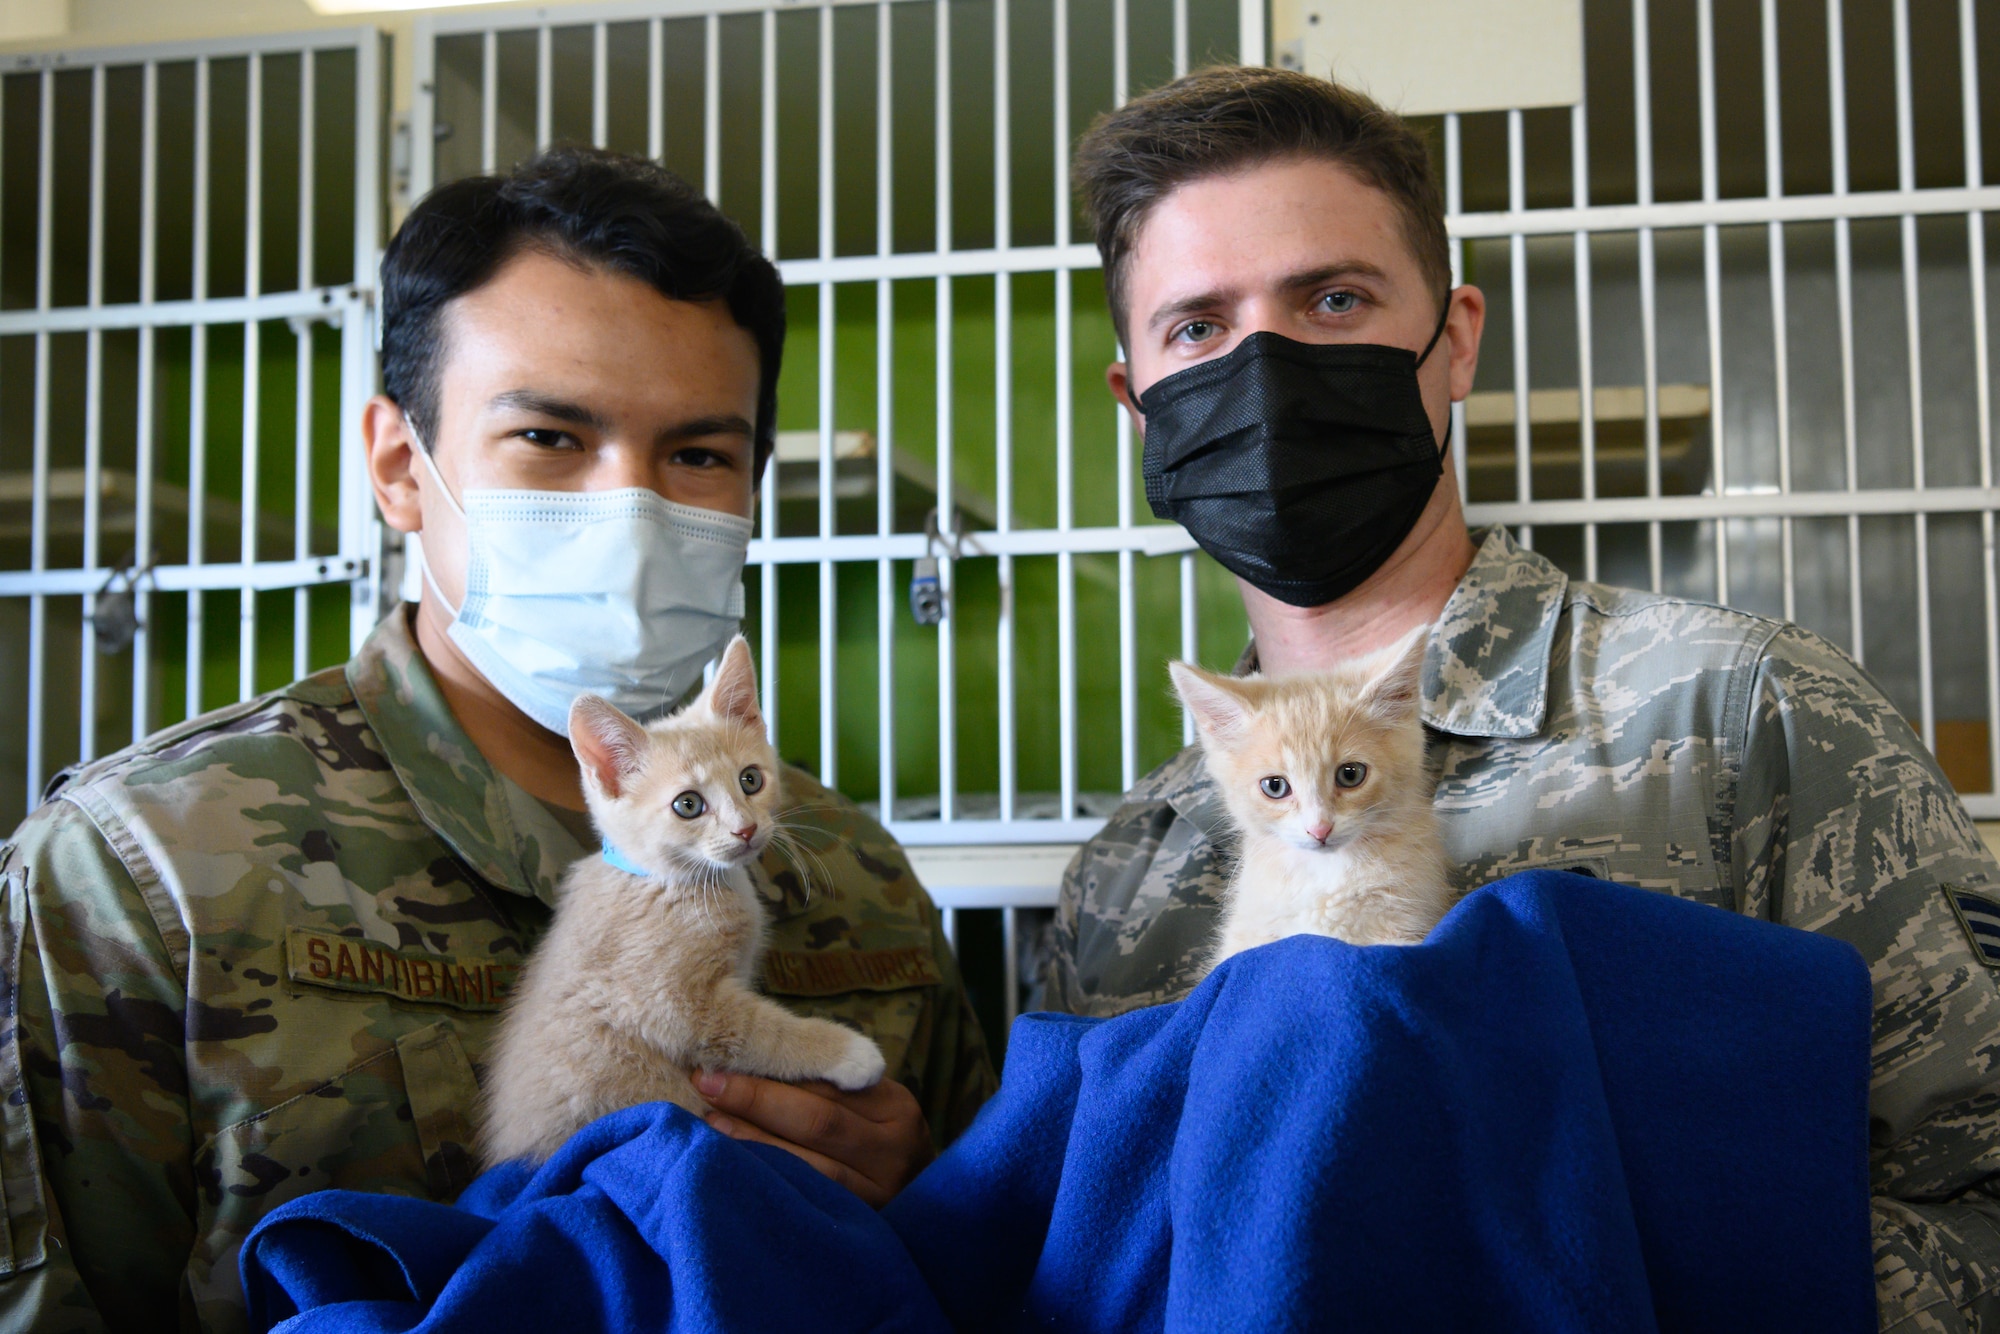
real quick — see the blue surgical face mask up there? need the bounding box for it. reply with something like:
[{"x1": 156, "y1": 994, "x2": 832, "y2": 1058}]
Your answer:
[{"x1": 413, "y1": 440, "x2": 753, "y2": 734}]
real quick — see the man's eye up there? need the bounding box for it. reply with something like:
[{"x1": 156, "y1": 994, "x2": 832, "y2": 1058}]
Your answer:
[
  {"x1": 517, "y1": 427, "x2": 581, "y2": 451},
  {"x1": 672, "y1": 447, "x2": 732, "y2": 470},
  {"x1": 1173, "y1": 319, "x2": 1220, "y2": 345},
  {"x1": 1319, "y1": 291, "x2": 1360, "y2": 314}
]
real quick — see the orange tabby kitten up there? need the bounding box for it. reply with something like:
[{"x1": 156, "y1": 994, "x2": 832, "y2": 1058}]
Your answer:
[
  {"x1": 1170, "y1": 630, "x2": 1454, "y2": 977},
  {"x1": 478, "y1": 635, "x2": 885, "y2": 1165}
]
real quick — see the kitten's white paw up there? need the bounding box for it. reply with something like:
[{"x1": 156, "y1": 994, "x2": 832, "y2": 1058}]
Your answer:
[{"x1": 823, "y1": 1031, "x2": 886, "y2": 1091}]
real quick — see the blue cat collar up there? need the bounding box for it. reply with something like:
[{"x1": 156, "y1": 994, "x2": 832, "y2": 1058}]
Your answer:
[{"x1": 600, "y1": 843, "x2": 651, "y2": 877}]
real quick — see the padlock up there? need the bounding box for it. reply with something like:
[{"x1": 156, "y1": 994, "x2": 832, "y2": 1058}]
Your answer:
[
  {"x1": 910, "y1": 556, "x2": 946, "y2": 626},
  {"x1": 93, "y1": 585, "x2": 138, "y2": 656}
]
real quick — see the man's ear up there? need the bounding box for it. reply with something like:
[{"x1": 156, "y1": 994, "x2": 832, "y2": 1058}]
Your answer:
[
  {"x1": 1106, "y1": 362, "x2": 1145, "y2": 438},
  {"x1": 1169, "y1": 661, "x2": 1250, "y2": 745},
  {"x1": 570, "y1": 695, "x2": 648, "y2": 800},
  {"x1": 1442, "y1": 286, "x2": 1487, "y2": 406},
  {"x1": 1359, "y1": 628, "x2": 1431, "y2": 723},
  {"x1": 362, "y1": 395, "x2": 424, "y2": 535},
  {"x1": 702, "y1": 636, "x2": 764, "y2": 730}
]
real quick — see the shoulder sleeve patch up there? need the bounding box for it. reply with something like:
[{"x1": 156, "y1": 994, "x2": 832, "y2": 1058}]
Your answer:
[{"x1": 1944, "y1": 886, "x2": 2000, "y2": 969}]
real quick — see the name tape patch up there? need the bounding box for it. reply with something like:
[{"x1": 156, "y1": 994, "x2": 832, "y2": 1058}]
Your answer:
[
  {"x1": 763, "y1": 946, "x2": 941, "y2": 997},
  {"x1": 286, "y1": 926, "x2": 519, "y2": 1011},
  {"x1": 1945, "y1": 886, "x2": 2000, "y2": 970}
]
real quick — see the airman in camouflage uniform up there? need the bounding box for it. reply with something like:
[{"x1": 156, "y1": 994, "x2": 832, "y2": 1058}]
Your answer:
[
  {"x1": 0, "y1": 605, "x2": 996, "y2": 1333},
  {"x1": 1045, "y1": 525, "x2": 2000, "y2": 1333}
]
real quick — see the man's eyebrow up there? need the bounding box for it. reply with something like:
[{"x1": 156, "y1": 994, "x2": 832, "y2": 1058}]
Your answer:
[
  {"x1": 1142, "y1": 261, "x2": 1395, "y2": 334},
  {"x1": 1146, "y1": 288, "x2": 1235, "y2": 334},
  {"x1": 486, "y1": 389, "x2": 613, "y2": 432},
  {"x1": 659, "y1": 413, "x2": 756, "y2": 442},
  {"x1": 1273, "y1": 260, "x2": 1392, "y2": 293}
]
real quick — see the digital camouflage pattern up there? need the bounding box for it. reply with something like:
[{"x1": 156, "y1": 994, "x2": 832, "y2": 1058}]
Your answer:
[
  {"x1": 1046, "y1": 526, "x2": 2000, "y2": 1334},
  {"x1": 0, "y1": 607, "x2": 996, "y2": 1334}
]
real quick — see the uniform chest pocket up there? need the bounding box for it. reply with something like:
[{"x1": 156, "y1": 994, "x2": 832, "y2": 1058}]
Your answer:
[{"x1": 187, "y1": 1020, "x2": 481, "y2": 1325}]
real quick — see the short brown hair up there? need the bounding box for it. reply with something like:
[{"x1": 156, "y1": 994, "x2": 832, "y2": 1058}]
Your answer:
[{"x1": 1072, "y1": 66, "x2": 1451, "y2": 347}]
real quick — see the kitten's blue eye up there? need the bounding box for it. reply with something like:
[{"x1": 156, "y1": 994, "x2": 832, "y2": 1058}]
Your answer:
[
  {"x1": 1335, "y1": 763, "x2": 1368, "y2": 789},
  {"x1": 671, "y1": 791, "x2": 706, "y2": 819},
  {"x1": 739, "y1": 766, "x2": 764, "y2": 795},
  {"x1": 1259, "y1": 775, "x2": 1290, "y2": 799}
]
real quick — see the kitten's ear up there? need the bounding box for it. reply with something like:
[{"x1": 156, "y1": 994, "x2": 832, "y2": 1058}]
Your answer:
[
  {"x1": 702, "y1": 635, "x2": 764, "y2": 730},
  {"x1": 570, "y1": 695, "x2": 648, "y2": 800},
  {"x1": 1170, "y1": 661, "x2": 1251, "y2": 744},
  {"x1": 1360, "y1": 627, "x2": 1431, "y2": 722}
]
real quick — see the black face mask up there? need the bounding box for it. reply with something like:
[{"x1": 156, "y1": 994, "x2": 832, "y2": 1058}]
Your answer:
[{"x1": 1137, "y1": 302, "x2": 1451, "y2": 609}]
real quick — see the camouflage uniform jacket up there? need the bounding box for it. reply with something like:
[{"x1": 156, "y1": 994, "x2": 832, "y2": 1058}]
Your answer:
[
  {"x1": 0, "y1": 606, "x2": 996, "y2": 1334},
  {"x1": 1047, "y1": 526, "x2": 2000, "y2": 1333}
]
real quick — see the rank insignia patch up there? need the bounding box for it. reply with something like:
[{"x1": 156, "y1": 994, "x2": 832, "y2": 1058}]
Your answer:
[{"x1": 1945, "y1": 886, "x2": 2000, "y2": 969}]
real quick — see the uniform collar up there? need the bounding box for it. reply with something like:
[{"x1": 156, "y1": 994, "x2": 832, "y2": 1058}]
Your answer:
[
  {"x1": 346, "y1": 605, "x2": 574, "y2": 905},
  {"x1": 1424, "y1": 526, "x2": 1568, "y2": 740},
  {"x1": 1166, "y1": 526, "x2": 1567, "y2": 837}
]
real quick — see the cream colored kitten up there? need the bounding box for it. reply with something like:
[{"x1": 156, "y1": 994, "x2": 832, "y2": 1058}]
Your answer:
[
  {"x1": 478, "y1": 635, "x2": 886, "y2": 1166},
  {"x1": 1170, "y1": 629, "x2": 1454, "y2": 977}
]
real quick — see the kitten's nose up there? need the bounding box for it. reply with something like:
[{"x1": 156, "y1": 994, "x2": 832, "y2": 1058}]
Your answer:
[
  {"x1": 732, "y1": 823, "x2": 757, "y2": 844},
  {"x1": 1307, "y1": 822, "x2": 1332, "y2": 845}
]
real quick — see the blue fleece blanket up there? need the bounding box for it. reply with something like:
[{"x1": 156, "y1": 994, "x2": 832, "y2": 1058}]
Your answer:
[{"x1": 241, "y1": 871, "x2": 1875, "y2": 1334}]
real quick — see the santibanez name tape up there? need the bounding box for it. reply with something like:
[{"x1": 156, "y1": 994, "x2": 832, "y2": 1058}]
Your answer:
[
  {"x1": 761, "y1": 946, "x2": 941, "y2": 996},
  {"x1": 286, "y1": 926, "x2": 520, "y2": 1011}
]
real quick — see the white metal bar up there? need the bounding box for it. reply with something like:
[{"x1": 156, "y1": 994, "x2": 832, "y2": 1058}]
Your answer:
[
  {"x1": 592, "y1": 21, "x2": 609, "y2": 148},
  {"x1": 891, "y1": 816, "x2": 1106, "y2": 847},
  {"x1": 346, "y1": 33, "x2": 385, "y2": 649},
  {"x1": 187, "y1": 56, "x2": 212, "y2": 716},
  {"x1": 241, "y1": 52, "x2": 264, "y2": 703},
  {"x1": 1634, "y1": 0, "x2": 1662, "y2": 592},
  {"x1": 1891, "y1": 0, "x2": 1934, "y2": 747},
  {"x1": 80, "y1": 64, "x2": 106, "y2": 763},
  {"x1": 0, "y1": 287, "x2": 359, "y2": 335},
  {"x1": 1829, "y1": 0, "x2": 1863, "y2": 663},
  {"x1": 940, "y1": 906, "x2": 957, "y2": 949},
  {"x1": 759, "y1": 6, "x2": 780, "y2": 745},
  {"x1": 995, "y1": 0, "x2": 1016, "y2": 821},
  {"x1": 1507, "y1": 109, "x2": 1531, "y2": 550},
  {"x1": 535, "y1": 24, "x2": 552, "y2": 149},
  {"x1": 934, "y1": 0, "x2": 955, "y2": 823},
  {"x1": 294, "y1": 48, "x2": 317, "y2": 683},
  {"x1": 1763, "y1": 0, "x2": 1795, "y2": 620},
  {"x1": 1237, "y1": 0, "x2": 1265, "y2": 66},
  {"x1": 1459, "y1": 488, "x2": 2000, "y2": 525},
  {"x1": 647, "y1": 18, "x2": 663, "y2": 161},
  {"x1": 818, "y1": 2, "x2": 837, "y2": 786},
  {"x1": 481, "y1": 29, "x2": 497, "y2": 173},
  {"x1": 876, "y1": 0, "x2": 896, "y2": 825},
  {"x1": 133, "y1": 60, "x2": 158, "y2": 743},
  {"x1": 1054, "y1": 0, "x2": 1075, "y2": 821},
  {"x1": 769, "y1": 189, "x2": 2000, "y2": 286},
  {"x1": 727, "y1": 488, "x2": 2000, "y2": 565},
  {"x1": 27, "y1": 69, "x2": 54, "y2": 802},
  {"x1": 1179, "y1": 551, "x2": 1197, "y2": 743},
  {"x1": 1001, "y1": 904, "x2": 1020, "y2": 1030},
  {"x1": 1572, "y1": 98, "x2": 1598, "y2": 582},
  {"x1": 1698, "y1": 0, "x2": 1727, "y2": 603},
  {"x1": 1173, "y1": 0, "x2": 1188, "y2": 77},
  {"x1": 1963, "y1": 0, "x2": 1998, "y2": 790},
  {"x1": 1112, "y1": 0, "x2": 1127, "y2": 107},
  {"x1": 1446, "y1": 113, "x2": 1467, "y2": 500},
  {"x1": 703, "y1": 14, "x2": 721, "y2": 203},
  {"x1": 0, "y1": 557, "x2": 368, "y2": 599}
]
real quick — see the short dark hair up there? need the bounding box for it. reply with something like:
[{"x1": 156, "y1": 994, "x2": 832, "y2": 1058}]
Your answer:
[
  {"x1": 380, "y1": 146, "x2": 786, "y2": 475},
  {"x1": 1072, "y1": 66, "x2": 1451, "y2": 347}
]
